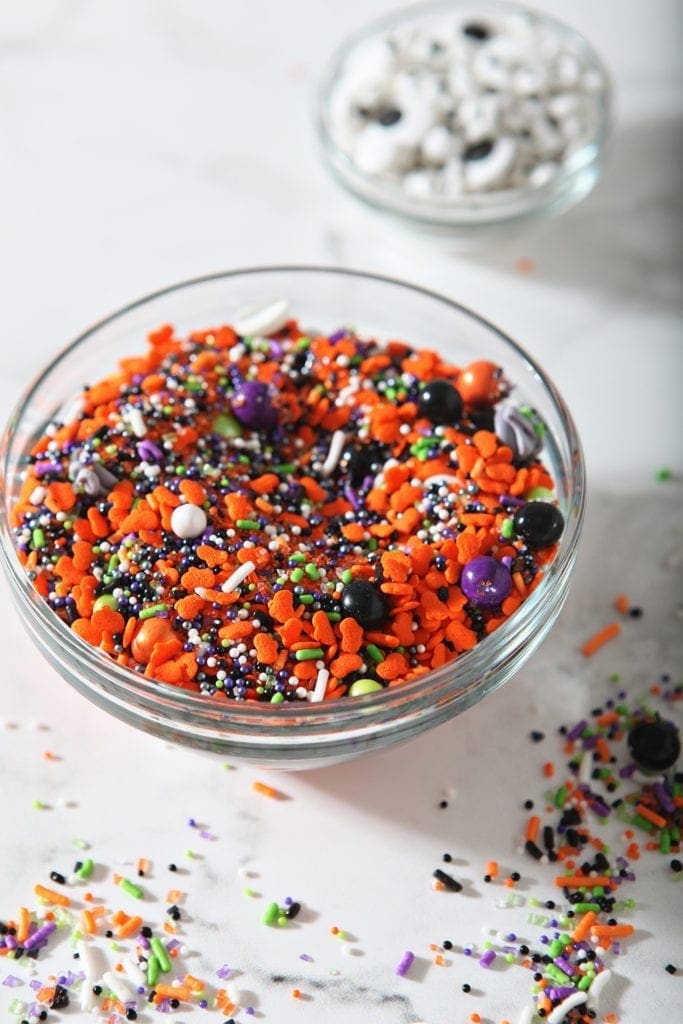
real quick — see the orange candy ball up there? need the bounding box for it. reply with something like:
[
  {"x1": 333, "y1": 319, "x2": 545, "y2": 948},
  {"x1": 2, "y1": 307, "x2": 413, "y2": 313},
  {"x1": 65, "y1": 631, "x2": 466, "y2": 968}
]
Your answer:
[
  {"x1": 457, "y1": 360, "x2": 503, "y2": 405},
  {"x1": 131, "y1": 616, "x2": 176, "y2": 663}
]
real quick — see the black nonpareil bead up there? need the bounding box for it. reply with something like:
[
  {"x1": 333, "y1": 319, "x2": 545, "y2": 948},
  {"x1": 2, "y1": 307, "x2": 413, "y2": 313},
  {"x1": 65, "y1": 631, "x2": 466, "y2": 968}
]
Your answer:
[{"x1": 418, "y1": 379, "x2": 463, "y2": 425}]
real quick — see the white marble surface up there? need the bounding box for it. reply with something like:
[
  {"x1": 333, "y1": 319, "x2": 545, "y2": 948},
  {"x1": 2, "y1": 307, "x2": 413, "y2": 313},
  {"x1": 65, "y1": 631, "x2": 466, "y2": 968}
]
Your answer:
[{"x1": 0, "y1": 2, "x2": 681, "y2": 1023}]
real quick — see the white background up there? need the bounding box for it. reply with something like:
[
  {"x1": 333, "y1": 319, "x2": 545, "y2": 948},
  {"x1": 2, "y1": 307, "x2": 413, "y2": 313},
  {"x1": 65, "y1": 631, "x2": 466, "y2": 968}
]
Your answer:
[{"x1": 0, "y1": 3, "x2": 681, "y2": 1023}]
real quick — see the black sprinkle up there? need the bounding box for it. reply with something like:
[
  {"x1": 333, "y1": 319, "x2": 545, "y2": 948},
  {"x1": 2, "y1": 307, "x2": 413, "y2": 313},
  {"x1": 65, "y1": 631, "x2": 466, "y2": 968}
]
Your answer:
[
  {"x1": 49, "y1": 871, "x2": 66, "y2": 885},
  {"x1": 670, "y1": 859, "x2": 682, "y2": 872},
  {"x1": 665, "y1": 963, "x2": 677, "y2": 974},
  {"x1": 525, "y1": 840, "x2": 543, "y2": 860},
  {"x1": 433, "y1": 868, "x2": 462, "y2": 892},
  {"x1": 530, "y1": 730, "x2": 545, "y2": 743},
  {"x1": 443, "y1": 939, "x2": 453, "y2": 950},
  {"x1": 629, "y1": 607, "x2": 643, "y2": 618},
  {"x1": 462, "y1": 981, "x2": 472, "y2": 992},
  {"x1": 285, "y1": 901, "x2": 301, "y2": 920},
  {"x1": 439, "y1": 799, "x2": 448, "y2": 809},
  {"x1": 377, "y1": 107, "x2": 402, "y2": 127},
  {"x1": 443, "y1": 853, "x2": 452, "y2": 863}
]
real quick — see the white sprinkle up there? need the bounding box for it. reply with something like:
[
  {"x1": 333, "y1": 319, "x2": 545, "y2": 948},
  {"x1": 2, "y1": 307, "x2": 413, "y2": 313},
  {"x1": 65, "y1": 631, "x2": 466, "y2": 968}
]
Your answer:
[
  {"x1": 321, "y1": 430, "x2": 347, "y2": 477},
  {"x1": 29, "y1": 486, "x2": 47, "y2": 506},
  {"x1": 221, "y1": 560, "x2": 256, "y2": 593},
  {"x1": 102, "y1": 970, "x2": 136, "y2": 1004},
  {"x1": 127, "y1": 407, "x2": 147, "y2": 438},
  {"x1": 309, "y1": 668, "x2": 329, "y2": 703},
  {"x1": 123, "y1": 955, "x2": 146, "y2": 984},
  {"x1": 516, "y1": 1006, "x2": 534, "y2": 1024},
  {"x1": 586, "y1": 967, "x2": 612, "y2": 1005},
  {"x1": 633, "y1": 769, "x2": 665, "y2": 785},
  {"x1": 547, "y1": 992, "x2": 586, "y2": 1023},
  {"x1": 77, "y1": 940, "x2": 99, "y2": 1011},
  {"x1": 55, "y1": 396, "x2": 85, "y2": 426},
  {"x1": 233, "y1": 298, "x2": 289, "y2": 338}
]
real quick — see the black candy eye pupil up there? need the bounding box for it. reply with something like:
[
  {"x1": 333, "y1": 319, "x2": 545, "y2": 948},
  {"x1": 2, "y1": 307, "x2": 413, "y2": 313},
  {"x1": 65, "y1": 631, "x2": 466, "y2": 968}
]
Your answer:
[
  {"x1": 341, "y1": 579, "x2": 388, "y2": 629},
  {"x1": 418, "y1": 379, "x2": 463, "y2": 425},
  {"x1": 512, "y1": 501, "x2": 564, "y2": 549}
]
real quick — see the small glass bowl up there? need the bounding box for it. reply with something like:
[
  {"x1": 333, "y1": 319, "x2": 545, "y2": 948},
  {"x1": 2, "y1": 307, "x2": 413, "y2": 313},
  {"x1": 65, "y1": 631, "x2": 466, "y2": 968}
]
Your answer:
[
  {"x1": 0, "y1": 267, "x2": 584, "y2": 769},
  {"x1": 316, "y1": 0, "x2": 612, "y2": 234}
]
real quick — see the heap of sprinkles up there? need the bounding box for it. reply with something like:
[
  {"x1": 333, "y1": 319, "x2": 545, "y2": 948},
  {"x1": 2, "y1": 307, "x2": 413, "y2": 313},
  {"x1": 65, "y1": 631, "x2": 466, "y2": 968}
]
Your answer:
[{"x1": 12, "y1": 300, "x2": 564, "y2": 701}]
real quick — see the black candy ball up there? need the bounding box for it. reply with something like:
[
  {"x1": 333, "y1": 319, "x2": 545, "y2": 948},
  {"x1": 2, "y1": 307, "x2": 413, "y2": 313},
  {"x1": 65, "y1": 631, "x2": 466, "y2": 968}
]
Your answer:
[
  {"x1": 341, "y1": 579, "x2": 388, "y2": 629},
  {"x1": 418, "y1": 379, "x2": 463, "y2": 425},
  {"x1": 513, "y1": 501, "x2": 565, "y2": 549},
  {"x1": 627, "y1": 718, "x2": 681, "y2": 773}
]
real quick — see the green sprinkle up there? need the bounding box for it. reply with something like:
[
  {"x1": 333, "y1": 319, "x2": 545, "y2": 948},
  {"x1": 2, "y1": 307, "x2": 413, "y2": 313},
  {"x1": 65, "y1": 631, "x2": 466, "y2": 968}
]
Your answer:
[
  {"x1": 236, "y1": 519, "x2": 260, "y2": 530},
  {"x1": 328, "y1": 612, "x2": 341, "y2": 623},
  {"x1": 295, "y1": 336, "x2": 310, "y2": 350},
  {"x1": 368, "y1": 538, "x2": 378, "y2": 551},
  {"x1": 290, "y1": 553, "x2": 306, "y2": 563},
  {"x1": 578, "y1": 973, "x2": 593, "y2": 991},
  {"x1": 270, "y1": 692, "x2": 284, "y2": 704},
  {"x1": 548, "y1": 939, "x2": 564, "y2": 958},
  {"x1": 147, "y1": 954, "x2": 160, "y2": 986},
  {"x1": 505, "y1": 953, "x2": 515, "y2": 963},
  {"x1": 72, "y1": 838, "x2": 89, "y2": 850},
  {"x1": 297, "y1": 594, "x2": 314, "y2": 605},
  {"x1": 348, "y1": 678, "x2": 383, "y2": 697},
  {"x1": 500, "y1": 518, "x2": 514, "y2": 539},
  {"x1": 120, "y1": 878, "x2": 144, "y2": 900},
  {"x1": 655, "y1": 467, "x2": 672, "y2": 481},
  {"x1": 573, "y1": 902, "x2": 600, "y2": 913},
  {"x1": 278, "y1": 916, "x2": 288, "y2": 927},
  {"x1": 243, "y1": 887, "x2": 256, "y2": 897},
  {"x1": 305, "y1": 563, "x2": 320, "y2": 581},
  {"x1": 93, "y1": 594, "x2": 117, "y2": 613},
  {"x1": 365, "y1": 644, "x2": 384, "y2": 664},
  {"x1": 524, "y1": 486, "x2": 554, "y2": 500},
  {"x1": 139, "y1": 603, "x2": 169, "y2": 620},
  {"x1": 295, "y1": 648, "x2": 324, "y2": 662},
  {"x1": 211, "y1": 413, "x2": 242, "y2": 438},
  {"x1": 185, "y1": 849, "x2": 195, "y2": 859},
  {"x1": 554, "y1": 785, "x2": 568, "y2": 808},
  {"x1": 274, "y1": 463, "x2": 296, "y2": 474},
  {"x1": 33, "y1": 799, "x2": 47, "y2": 810},
  {"x1": 632, "y1": 814, "x2": 654, "y2": 833},
  {"x1": 31, "y1": 528, "x2": 46, "y2": 550},
  {"x1": 546, "y1": 964, "x2": 571, "y2": 986},
  {"x1": 76, "y1": 858, "x2": 94, "y2": 880},
  {"x1": 290, "y1": 568, "x2": 305, "y2": 583},
  {"x1": 341, "y1": 569, "x2": 353, "y2": 585},
  {"x1": 262, "y1": 901, "x2": 280, "y2": 925},
  {"x1": 150, "y1": 936, "x2": 172, "y2": 973}
]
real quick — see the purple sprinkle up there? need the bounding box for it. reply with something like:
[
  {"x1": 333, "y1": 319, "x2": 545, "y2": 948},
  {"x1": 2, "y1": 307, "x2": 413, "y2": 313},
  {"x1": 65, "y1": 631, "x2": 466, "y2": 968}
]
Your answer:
[
  {"x1": 165, "y1": 939, "x2": 181, "y2": 952},
  {"x1": 284, "y1": 897, "x2": 293, "y2": 906},
  {"x1": 137, "y1": 439, "x2": 162, "y2": 462},
  {"x1": 328, "y1": 328, "x2": 347, "y2": 343},
  {"x1": 619, "y1": 763, "x2": 637, "y2": 779},
  {"x1": 500, "y1": 494, "x2": 526, "y2": 507},
  {"x1": 395, "y1": 950, "x2": 415, "y2": 977},
  {"x1": 216, "y1": 964, "x2": 232, "y2": 979},
  {"x1": 24, "y1": 921, "x2": 57, "y2": 950},
  {"x1": 463, "y1": 946, "x2": 473, "y2": 956},
  {"x1": 582, "y1": 735, "x2": 598, "y2": 749},
  {"x1": 502, "y1": 555, "x2": 513, "y2": 570},
  {"x1": 34, "y1": 460, "x2": 60, "y2": 477},
  {"x1": 198, "y1": 999, "x2": 208, "y2": 1008},
  {"x1": 547, "y1": 985, "x2": 577, "y2": 1000},
  {"x1": 567, "y1": 719, "x2": 588, "y2": 741},
  {"x1": 589, "y1": 799, "x2": 611, "y2": 818},
  {"x1": 137, "y1": 986, "x2": 145, "y2": 995},
  {"x1": 245, "y1": 1008, "x2": 255, "y2": 1016},
  {"x1": 613, "y1": 942, "x2": 621, "y2": 955},
  {"x1": 653, "y1": 782, "x2": 676, "y2": 814},
  {"x1": 29, "y1": 979, "x2": 42, "y2": 991},
  {"x1": 479, "y1": 949, "x2": 496, "y2": 968},
  {"x1": 2, "y1": 976, "x2": 22, "y2": 988},
  {"x1": 343, "y1": 484, "x2": 361, "y2": 510},
  {"x1": 554, "y1": 956, "x2": 575, "y2": 976},
  {"x1": 299, "y1": 954, "x2": 313, "y2": 962},
  {"x1": 187, "y1": 818, "x2": 197, "y2": 827},
  {"x1": 199, "y1": 830, "x2": 215, "y2": 840}
]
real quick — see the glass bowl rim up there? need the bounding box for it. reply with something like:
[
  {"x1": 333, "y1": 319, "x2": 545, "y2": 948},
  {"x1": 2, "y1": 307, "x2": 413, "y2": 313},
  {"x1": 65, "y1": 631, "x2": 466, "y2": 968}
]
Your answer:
[
  {"x1": 315, "y1": 0, "x2": 613, "y2": 227},
  {"x1": 0, "y1": 264, "x2": 585, "y2": 727}
]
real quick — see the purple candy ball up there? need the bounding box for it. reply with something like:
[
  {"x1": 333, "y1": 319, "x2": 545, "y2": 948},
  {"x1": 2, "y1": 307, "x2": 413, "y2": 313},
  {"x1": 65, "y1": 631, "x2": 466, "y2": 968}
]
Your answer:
[
  {"x1": 231, "y1": 380, "x2": 278, "y2": 431},
  {"x1": 460, "y1": 555, "x2": 512, "y2": 608}
]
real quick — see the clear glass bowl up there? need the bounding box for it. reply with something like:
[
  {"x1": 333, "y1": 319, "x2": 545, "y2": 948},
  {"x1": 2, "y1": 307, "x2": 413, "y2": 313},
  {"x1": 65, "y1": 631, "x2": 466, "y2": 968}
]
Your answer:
[
  {"x1": 0, "y1": 267, "x2": 585, "y2": 769},
  {"x1": 316, "y1": 0, "x2": 612, "y2": 234}
]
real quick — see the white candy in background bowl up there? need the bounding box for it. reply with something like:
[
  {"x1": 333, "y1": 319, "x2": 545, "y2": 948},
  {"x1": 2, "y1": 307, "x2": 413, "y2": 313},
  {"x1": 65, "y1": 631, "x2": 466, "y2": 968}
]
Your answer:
[{"x1": 316, "y1": 0, "x2": 612, "y2": 233}]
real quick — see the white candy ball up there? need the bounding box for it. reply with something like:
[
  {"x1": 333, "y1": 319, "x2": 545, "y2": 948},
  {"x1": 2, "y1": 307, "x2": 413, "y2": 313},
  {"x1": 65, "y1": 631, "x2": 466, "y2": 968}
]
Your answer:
[{"x1": 171, "y1": 503, "x2": 208, "y2": 539}]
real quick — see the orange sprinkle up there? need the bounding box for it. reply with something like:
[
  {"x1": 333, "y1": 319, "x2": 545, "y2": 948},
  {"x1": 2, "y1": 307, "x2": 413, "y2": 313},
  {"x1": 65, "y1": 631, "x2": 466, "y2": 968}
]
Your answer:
[
  {"x1": 581, "y1": 621, "x2": 621, "y2": 656},
  {"x1": 81, "y1": 909, "x2": 97, "y2": 935},
  {"x1": 554, "y1": 876, "x2": 612, "y2": 888},
  {"x1": 485, "y1": 860, "x2": 499, "y2": 878},
  {"x1": 252, "y1": 780, "x2": 284, "y2": 800},
  {"x1": 591, "y1": 924, "x2": 634, "y2": 938},
  {"x1": 330, "y1": 926, "x2": 339, "y2": 935},
  {"x1": 33, "y1": 884, "x2": 70, "y2": 907},
  {"x1": 635, "y1": 804, "x2": 667, "y2": 829},
  {"x1": 17, "y1": 907, "x2": 31, "y2": 943},
  {"x1": 543, "y1": 761, "x2": 555, "y2": 778},
  {"x1": 292, "y1": 988, "x2": 301, "y2": 999},
  {"x1": 525, "y1": 815, "x2": 540, "y2": 843},
  {"x1": 136, "y1": 857, "x2": 150, "y2": 876}
]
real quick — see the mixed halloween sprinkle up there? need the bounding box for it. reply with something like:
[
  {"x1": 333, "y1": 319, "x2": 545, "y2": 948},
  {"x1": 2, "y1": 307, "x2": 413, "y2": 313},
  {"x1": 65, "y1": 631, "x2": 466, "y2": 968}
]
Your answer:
[{"x1": 11, "y1": 301, "x2": 564, "y2": 703}]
